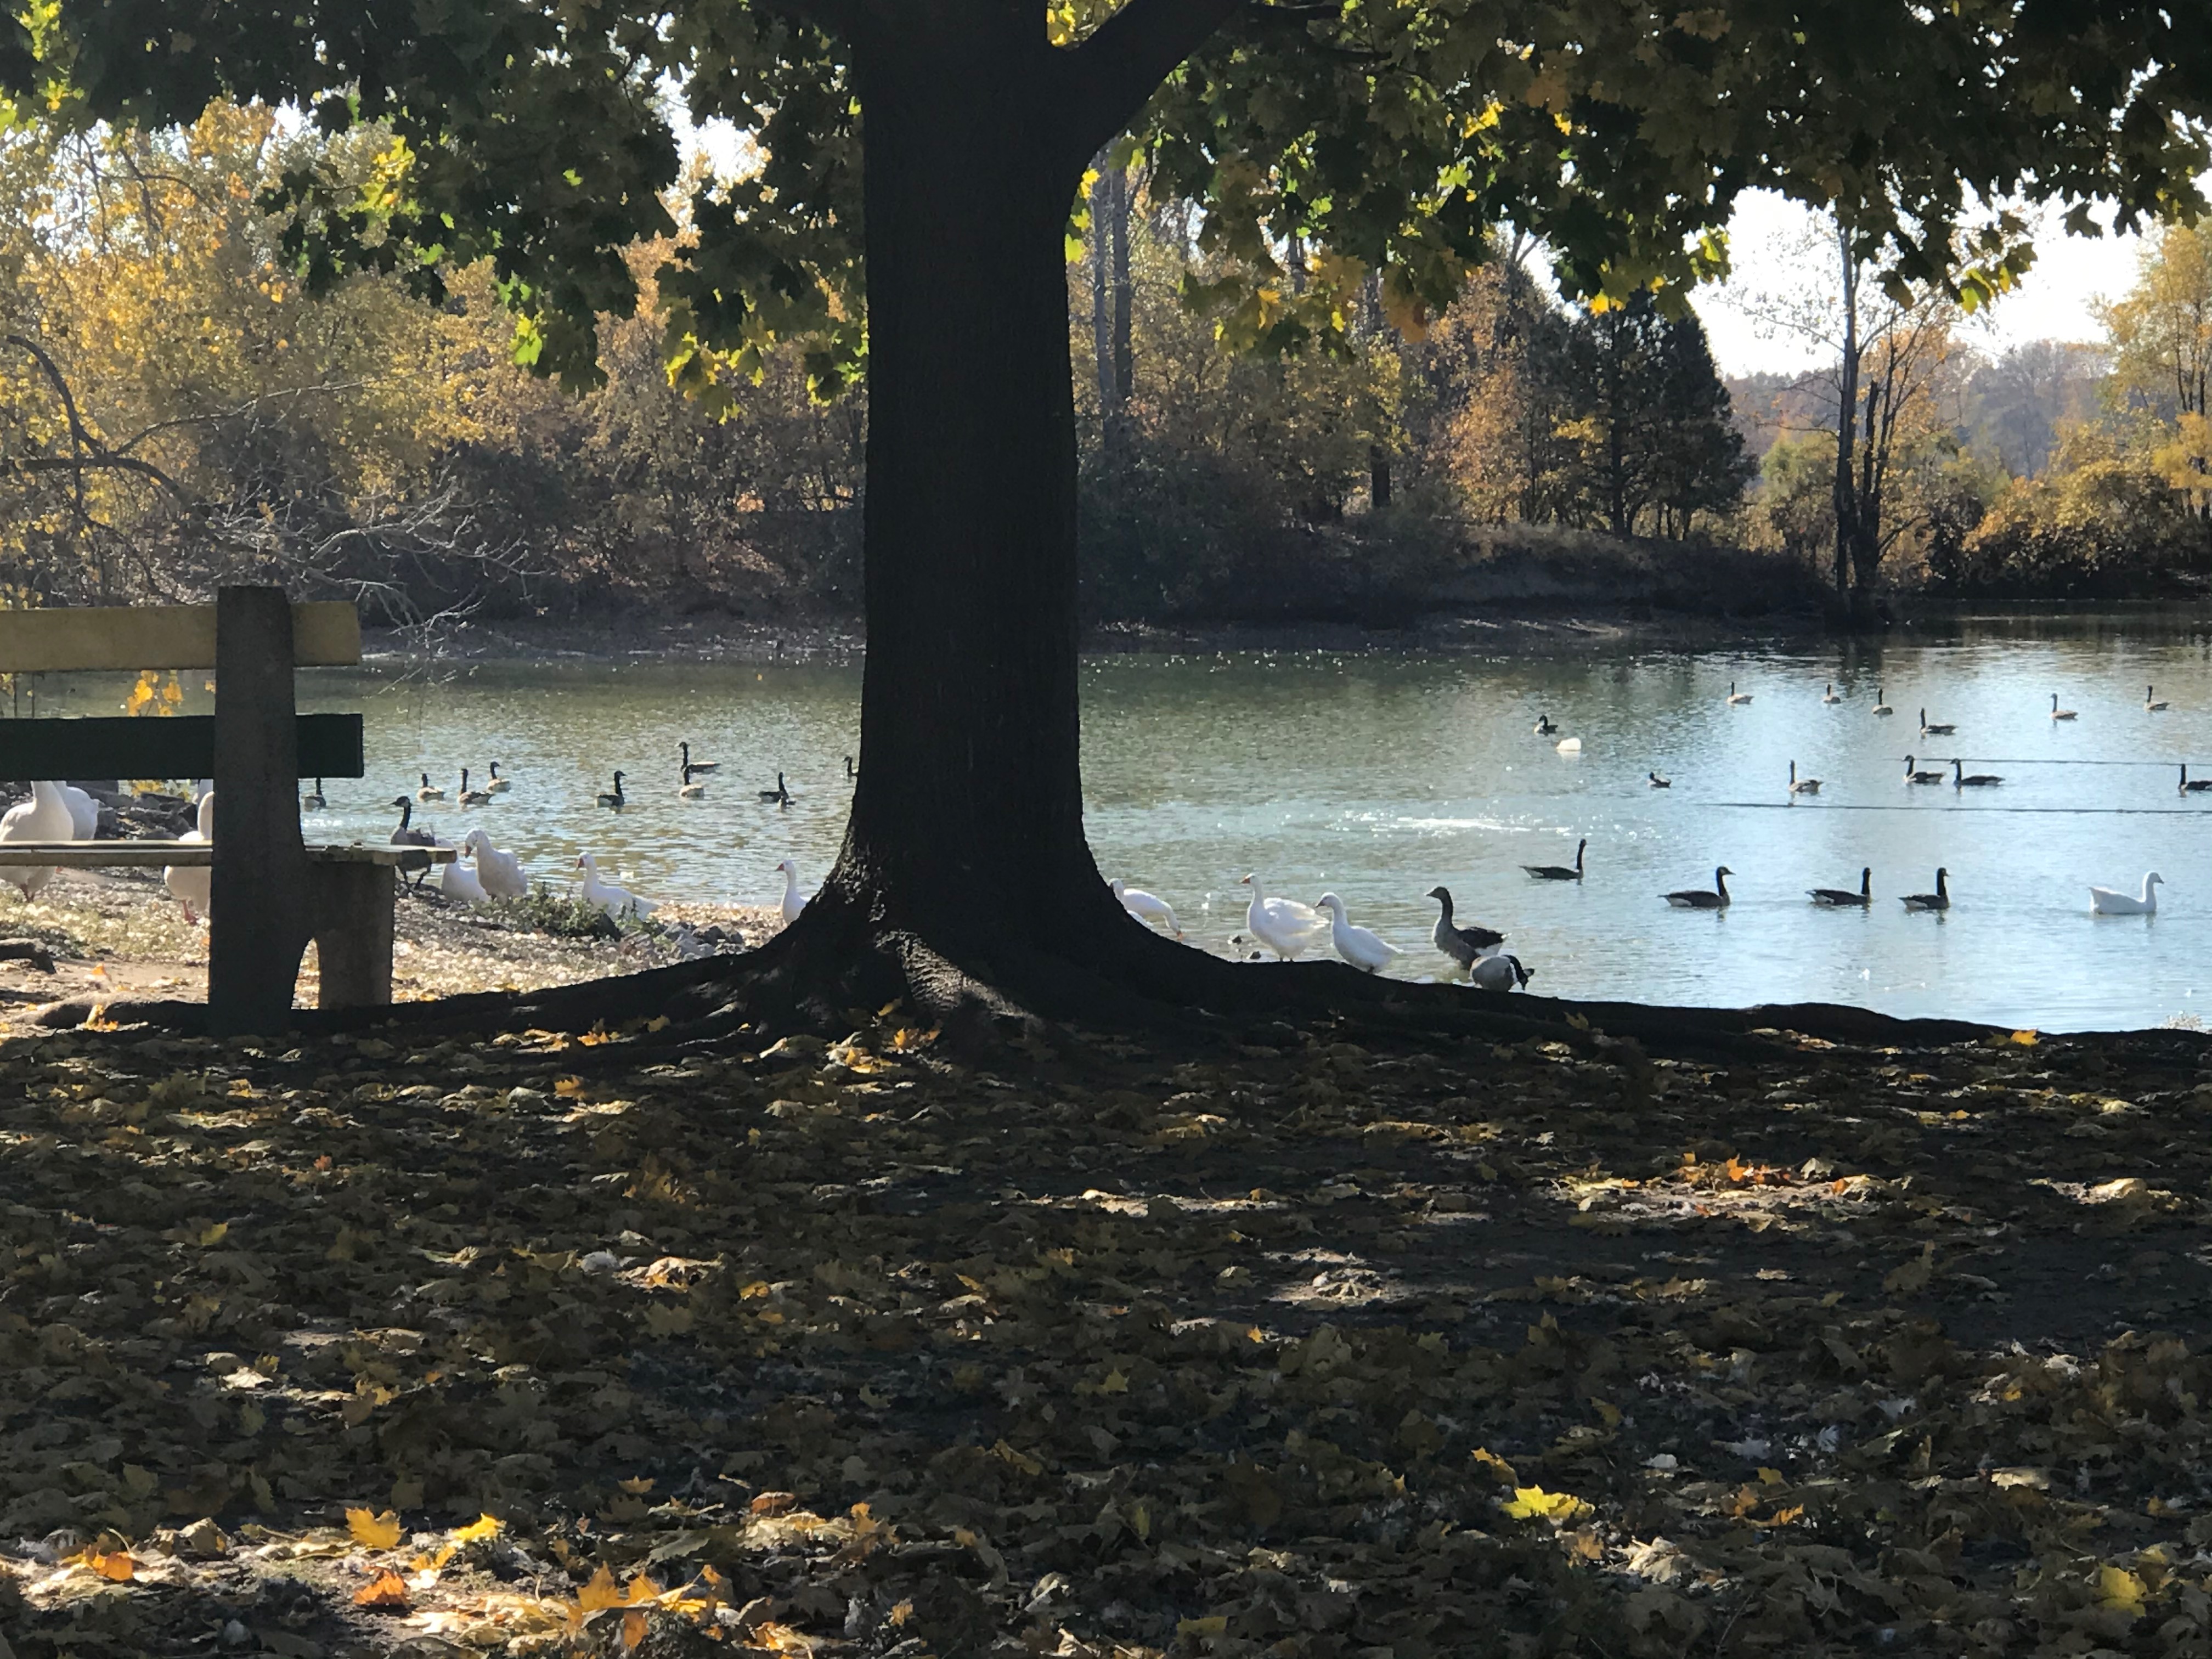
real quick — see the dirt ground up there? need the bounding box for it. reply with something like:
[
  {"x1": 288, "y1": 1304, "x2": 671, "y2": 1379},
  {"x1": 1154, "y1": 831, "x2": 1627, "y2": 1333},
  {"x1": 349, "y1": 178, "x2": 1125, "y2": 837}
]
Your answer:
[{"x1": 3, "y1": 984, "x2": 2210, "y2": 1658}]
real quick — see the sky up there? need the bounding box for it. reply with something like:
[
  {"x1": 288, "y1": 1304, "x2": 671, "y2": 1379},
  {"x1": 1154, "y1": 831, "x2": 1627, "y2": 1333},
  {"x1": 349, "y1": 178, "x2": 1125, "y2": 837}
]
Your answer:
[{"x1": 1694, "y1": 190, "x2": 2144, "y2": 378}]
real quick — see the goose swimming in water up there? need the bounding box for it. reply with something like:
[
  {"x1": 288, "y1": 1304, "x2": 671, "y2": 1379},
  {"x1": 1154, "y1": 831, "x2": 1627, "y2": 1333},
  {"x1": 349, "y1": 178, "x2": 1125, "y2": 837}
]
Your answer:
[
  {"x1": 1808, "y1": 867, "x2": 1872, "y2": 907},
  {"x1": 1900, "y1": 868, "x2": 1951, "y2": 912},
  {"x1": 2050, "y1": 692, "x2": 2077, "y2": 721},
  {"x1": 845, "y1": 755, "x2": 859, "y2": 781},
  {"x1": 1663, "y1": 867, "x2": 1731, "y2": 909},
  {"x1": 1533, "y1": 714, "x2": 1558, "y2": 735},
  {"x1": 1647, "y1": 770, "x2": 1672, "y2": 788},
  {"x1": 1872, "y1": 686, "x2": 1894, "y2": 716},
  {"x1": 1953, "y1": 758, "x2": 2002, "y2": 788},
  {"x1": 416, "y1": 771, "x2": 445, "y2": 802},
  {"x1": 485, "y1": 761, "x2": 512, "y2": 793},
  {"x1": 1918, "y1": 708, "x2": 1955, "y2": 736},
  {"x1": 2146, "y1": 684, "x2": 2170, "y2": 712},
  {"x1": 759, "y1": 771, "x2": 793, "y2": 805},
  {"x1": 679, "y1": 741, "x2": 719, "y2": 775},
  {"x1": 1111, "y1": 878, "x2": 1181, "y2": 938},
  {"x1": 300, "y1": 777, "x2": 326, "y2": 811},
  {"x1": 2089, "y1": 871, "x2": 2162, "y2": 916},
  {"x1": 458, "y1": 766, "x2": 493, "y2": 806},
  {"x1": 678, "y1": 760, "x2": 708, "y2": 798},
  {"x1": 1903, "y1": 755, "x2": 1945, "y2": 785},
  {"x1": 1725, "y1": 680, "x2": 1752, "y2": 706},
  {"x1": 2181, "y1": 764, "x2": 2212, "y2": 794},
  {"x1": 596, "y1": 771, "x2": 627, "y2": 808},
  {"x1": 1467, "y1": 952, "x2": 1533, "y2": 991},
  {"x1": 1821, "y1": 682, "x2": 1843, "y2": 704},
  {"x1": 1425, "y1": 885, "x2": 1504, "y2": 973},
  {"x1": 1787, "y1": 761, "x2": 1820, "y2": 796},
  {"x1": 1522, "y1": 837, "x2": 1586, "y2": 881},
  {"x1": 1315, "y1": 892, "x2": 1403, "y2": 974}
]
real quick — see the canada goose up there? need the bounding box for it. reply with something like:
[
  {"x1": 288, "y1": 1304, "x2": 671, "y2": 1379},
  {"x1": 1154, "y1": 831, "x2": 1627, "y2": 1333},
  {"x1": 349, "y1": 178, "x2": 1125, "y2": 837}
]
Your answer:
[
  {"x1": 1872, "y1": 686, "x2": 1894, "y2": 716},
  {"x1": 388, "y1": 795, "x2": 439, "y2": 890},
  {"x1": 1808, "y1": 867, "x2": 1872, "y2": 907},
  {"x1": 416, "y1": 771, "x2": 445, "y2": 802},
  {"x1": 1533, "y1": 714, "x2": 1558, "y2": 735},
  {"x1": 485, "y1": 761, "x2": 512, "y2": 793},
  {"x1": 1953, "y1": 758, "x2": 2002, "y2": 788},
  {"x1": 458, "y1": 766, "x2": 493, "y2": 806},
  {"x1": 2089, "y1": 872, "x2": 2163, "y2": 916},
  {"x1": 1663, "y1": 867, "x2": 1732, "y2": 909},
  {"x1": 1648, "y1": 770, "x2": 1672, "y2": 788},
  {"x1": 2147, "y1": 685, "x2": 2170, "y2": 712},
  {"x1": 300, "y1": 777, "x2": 326, "y2": 811},
  {"x1": 678, "y1": 761, "x2": 708, "y2": 798},
  {"x1": 1918, "y1": 708, "x2": 1955, "y2": 736},
  {"x1": 845, "y1": 755, "x2": 859, "y2": 781},
  {"x1": 1821, "y1": 682, "x2": 1843, "y2": 704},
  {"x1": 1523, "y1": 837, "x2": 1586, "y2": 881},
  {"x1": 1467, "y1": 952, "x2": 1533, "y2": 991},
  {"x1": 2181, "y1": 764, "x2": 2212, "y2": 794},
  {"x1": 759, "y1": 771, "x2": 793, "y2": 805},
  {"x1": 1787, "y1": 761, "x2": 1821, "y2": 796},
  {"x1": 597, "y1": 771, "x2": 627, "y2": 809},
  {"x1": 1426, "y1": 885, "x2": 1503, "y2": 973},
  {"x1": 2050, "y1": 692, "x2": 2077, "y2": 721},
  {"x1": 1903, "y1": 755, "x2": 1945, "y2": 785},
  {"x1": 1900, "y1": 868, "x2": 1951, "y2": 912},
  {"x1": 1725, "y1": 681, "x2": 1752, "y2": 705},
  {"x1": 680, "y1": 741, "x2": 719, "y2": 775}
]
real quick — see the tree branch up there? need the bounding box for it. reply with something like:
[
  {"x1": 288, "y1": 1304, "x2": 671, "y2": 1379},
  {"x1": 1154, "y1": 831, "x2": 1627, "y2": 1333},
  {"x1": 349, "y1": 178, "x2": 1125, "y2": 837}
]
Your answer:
[
  {"x1": 1056, "y1": 0, "x2": 1244, "y2": 171},
  {"x1": 753, "y1": 0, "x2": 862, "y2": 42}
]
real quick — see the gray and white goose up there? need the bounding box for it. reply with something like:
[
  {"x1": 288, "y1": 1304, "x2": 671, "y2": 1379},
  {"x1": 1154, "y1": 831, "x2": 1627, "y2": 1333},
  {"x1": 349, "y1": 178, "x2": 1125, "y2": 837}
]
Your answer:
[{"x1": 1425, "y1": 885, "x2": 1503, "y2": 973}]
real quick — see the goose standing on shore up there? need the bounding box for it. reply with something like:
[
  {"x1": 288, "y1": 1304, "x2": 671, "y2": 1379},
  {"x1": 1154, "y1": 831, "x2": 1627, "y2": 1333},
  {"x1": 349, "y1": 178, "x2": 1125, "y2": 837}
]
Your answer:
[
  {"x1": 777, "y1": 857, "x2": 812, "y2": 923},
  {"x1": 1725, "y1": 681, "x2": 1752, "y2": 706},
  {"x1": 1918, "y1": 708, "x2": 1955, "y2": 736},
  {"x1": 462, "y1": 828, "x2": 527, "y2": 899},
  {"x1": 2090, "y1": 872, "x2": 2163, "y2": 915},
  {"x1": 1872, "y1": 686, "x2": 1894, "y2": 716},
  {"x1": 1111, "y1": 878, "x2": 1181, "y2": 938},
  {"x1": 458, "y1": 766, "x2": 493, "y2": 806},
  {"x1": 577, "y1": 853, "x2": 656, "y2": 919},
  {"x1": 1663, "y1": 866, "x2": 1731, "y2": 909},
  {"x1": 416, "y1": 771, "x2": 445, "y2": 802},
  {"x1": 596, "y1": 771, "x2": 627, "y2": 808},
  {"x1": 1468, "y1": 952, "x2": 1533, "y2": 991},
  {"x1": 1239, "y1": 873, "x2": 1329, "y2": 960},
  {"x1": 1787, "y1": 761, "x2": 1820, "y2": 797},
  {"x1": 1523, "y1": 837, "x2": 1586, "y2": 881},
  {"x1": 388, "y1": 795, "x2": 439, "y2": 890},
  {"x1": 1900, "y1": 868, "x2": 1951, "y2": 912},
  {"x1": 679, "y1": 741, "x2": 719, "y2": 775},
  {"x1": 1822, "y1": 682, "x2": 1843, "y2": 704},
  {"x1": 2181, "y1": 764, "x2": 2212, "y2": 794},
  {"x1": 1953, "y1": 758, "x2": 2002, "y2": 788},
  {"x1": 485, "y1": 761, "x2": 512, "y2": 793},
  {"x1": 162, "y1": 787, "x2": 215, "y2": 921},
  {"x1": 2050, "y1": 692, "x2": 2077, "y2": 721},
  {"x1": 1315, "y1": 893, "x2": 1402, "y2": 974},
  {"x1": 439, "y1": 853, "x2": 488, "y2": 904},
  {"x1": 1808, "y1": 867, "x2": 1872, "y2": 907},
  {"x1": 2146, "y1": 685, "x2": 2170, "y2": 712},
  {"x1": 1425, "y1": 885, "x2": 1504, "y2": 974},
  {"x1": 1903, "y1": 755, "x2": 1945, "y2": 785}
]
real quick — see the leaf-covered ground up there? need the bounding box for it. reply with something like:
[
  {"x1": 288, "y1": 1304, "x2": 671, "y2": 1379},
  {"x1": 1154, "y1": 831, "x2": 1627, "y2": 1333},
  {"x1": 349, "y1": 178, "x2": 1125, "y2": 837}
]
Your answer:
[{"x1": 3, "y1": 1004, "x2": 2211, "y2": 1658}]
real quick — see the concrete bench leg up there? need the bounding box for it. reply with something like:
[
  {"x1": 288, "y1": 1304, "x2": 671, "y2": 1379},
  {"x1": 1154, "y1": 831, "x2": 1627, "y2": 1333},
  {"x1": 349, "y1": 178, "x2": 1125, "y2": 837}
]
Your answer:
[{"x1": 314, "y1": 864, "x2": 396, "y2": 1008}]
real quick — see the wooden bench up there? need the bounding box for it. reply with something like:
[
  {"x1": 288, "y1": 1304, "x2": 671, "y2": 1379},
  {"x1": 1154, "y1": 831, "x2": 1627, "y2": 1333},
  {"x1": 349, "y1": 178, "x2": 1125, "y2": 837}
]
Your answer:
[{"x1": 0, "y1": 586, "x2": 452, "y2": 1033}]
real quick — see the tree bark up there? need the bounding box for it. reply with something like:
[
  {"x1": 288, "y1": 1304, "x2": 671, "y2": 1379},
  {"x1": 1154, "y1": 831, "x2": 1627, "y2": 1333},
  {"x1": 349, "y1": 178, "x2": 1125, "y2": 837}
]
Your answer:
[{"x1": 1831, "y1": 225, "x2": 1860, "y2": 603}]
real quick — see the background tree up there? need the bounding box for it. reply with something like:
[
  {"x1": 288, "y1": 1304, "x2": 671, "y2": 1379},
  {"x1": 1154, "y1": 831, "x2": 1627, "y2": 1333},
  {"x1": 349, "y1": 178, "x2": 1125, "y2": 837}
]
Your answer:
[{"x1": 18, "y1": 0, "x2": 2212, "y2": 1024}]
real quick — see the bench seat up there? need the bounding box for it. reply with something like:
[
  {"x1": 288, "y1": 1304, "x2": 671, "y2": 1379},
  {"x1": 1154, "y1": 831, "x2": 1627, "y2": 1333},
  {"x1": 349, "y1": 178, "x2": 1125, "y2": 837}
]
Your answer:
[{"x1": 0, "y1": 842, "x2": 456, "y2": 867}]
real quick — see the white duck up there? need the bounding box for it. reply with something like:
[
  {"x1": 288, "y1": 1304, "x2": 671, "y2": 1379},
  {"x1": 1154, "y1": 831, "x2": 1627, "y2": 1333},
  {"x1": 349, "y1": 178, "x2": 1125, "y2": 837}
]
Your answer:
[
  {"x1": 164, "y1": 788, "x2": 215, "y2": 923},
  {"x1": 2089, "y1": 872, "x2": 2162, "y2": 916},
  {"x1": 58, "y1": 784, "x2": 97, "y2": 839},
  {"x1": 1111, "y1": 878, "x2": 1181, "y2": 938},
  {"x1": 462, "y1": 828, "x2": 528, "y2": 899},
  {"x1": 777, "y1": 857, "x2": 812, "y2": 924},
  {"x1": 1239, "y1": 873, "x2": 1329, "y2": 961},
  {"x1": 1, "y1": 780, "x2": 77, "y2": 900},
  {"x1": 577, "y1": 852, "x2": 656, "y2": 919},
  {"x1": 439, "y1": 854, "x2": 489, "y2": 904},
  {"x1": 1314, "y1": 892, "x2": 1402, "y2": 974}
]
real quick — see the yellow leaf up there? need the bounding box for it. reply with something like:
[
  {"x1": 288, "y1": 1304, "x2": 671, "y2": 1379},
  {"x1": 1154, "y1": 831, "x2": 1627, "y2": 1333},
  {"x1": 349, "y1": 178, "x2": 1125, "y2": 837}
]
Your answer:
[
  {"x1": 2011, "y1": 1029, "x2": 2039, "y2": 1046},
  {"x1": 622, "y1": 1607, "x2": 648, "y2": 1649},
  {"x1": 1503, "y1": 1486, "x2": 1590, "y2": 1521},
  {"x1": 347, "y1": 1508, "x2": 403, "y2": 1549},
  {"x1": 451, "y1": 1513, "x2": 502, "y2": 1544},
  {"x1": 578, "y1": 1562, "x2": 624, "y2": 1611},
  {"x1": 2098, "y1": 1565, "x2": 2146, "y2": 1617},
  {"x1": 1770, "y1": 1504, "x2": 1805, "y2": 1525},
  {"x1": 623, "y1": 1572, "x2": 663, "y2": 1605},
  {"x1": 992, "y1": 1438, "x2": 1043, "y2": 1476},
  {"x1": 646, "y1": 1014, "x2": 670, "y2": 1032},
  {"x1": 353, "y1": 1569, "x2": 410, "y2": 1607},
  {"x1": 617, "y1": 1476, "x2": 654, "y2": 1495},
  {"x1": 1178, "y1": 1616, "x2": 1228, "y2": 1637},
  {"x1": 1471, "y1": 1447, "x2": 1520, "y2": 1485},
  {"x1": 84, "y1": 1548, "x2": 135, "y2": 1581},
  {"x1": 1757, "y1": 1468, "x2": 1785, "y2": 1487},
  {"x1": 1589, "y1": 1398, "x2": 1622, "y2": 1428}
]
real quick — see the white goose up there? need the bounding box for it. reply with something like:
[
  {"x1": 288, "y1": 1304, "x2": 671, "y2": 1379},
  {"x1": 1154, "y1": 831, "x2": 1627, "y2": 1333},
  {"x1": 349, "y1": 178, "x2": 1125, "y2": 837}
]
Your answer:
[
  {"x1": 1239, "y1": 873, "x2": 1329, "y2": 960},
  {"x1": 777, "y1": 857, "x2": 812, "y2": 923},
  {"x1": 1314, "y1": 892, "x2": 1402, "y2": 974},
  {"x1": 1111, "y1": 878, "x2": 1181, "y2": 938},
  {"x1": 163, "y1": 788, "x2": 215, "y2": 922},
  {"x1": 58, "y1": 784, "x2": 97, "y2": 839},
  {"x1": 1, "y1": 781, "x2": 78, "y2": 900},
  {"x1": 1554, "y1": 735, "x2": 1582, "y2": 754},
  {"x1": 439, "y1": 853, "x2": 489, "y2": 904},
  {"x1": 577, "y1": 852, "x2": 656, "y2": 919},
  {"x1": 462, "y1": 828, "x2": 527, "y2": 899},
  {"x1": 2089, "y1": 872, "x2": 2162, "y2": 916}
]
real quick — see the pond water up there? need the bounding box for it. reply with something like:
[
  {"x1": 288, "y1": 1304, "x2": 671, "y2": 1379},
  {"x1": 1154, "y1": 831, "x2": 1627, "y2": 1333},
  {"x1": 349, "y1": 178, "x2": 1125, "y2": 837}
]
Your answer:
[{"x1": 26, "y1": 610, "x2": 2212, "y2": 1031}]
